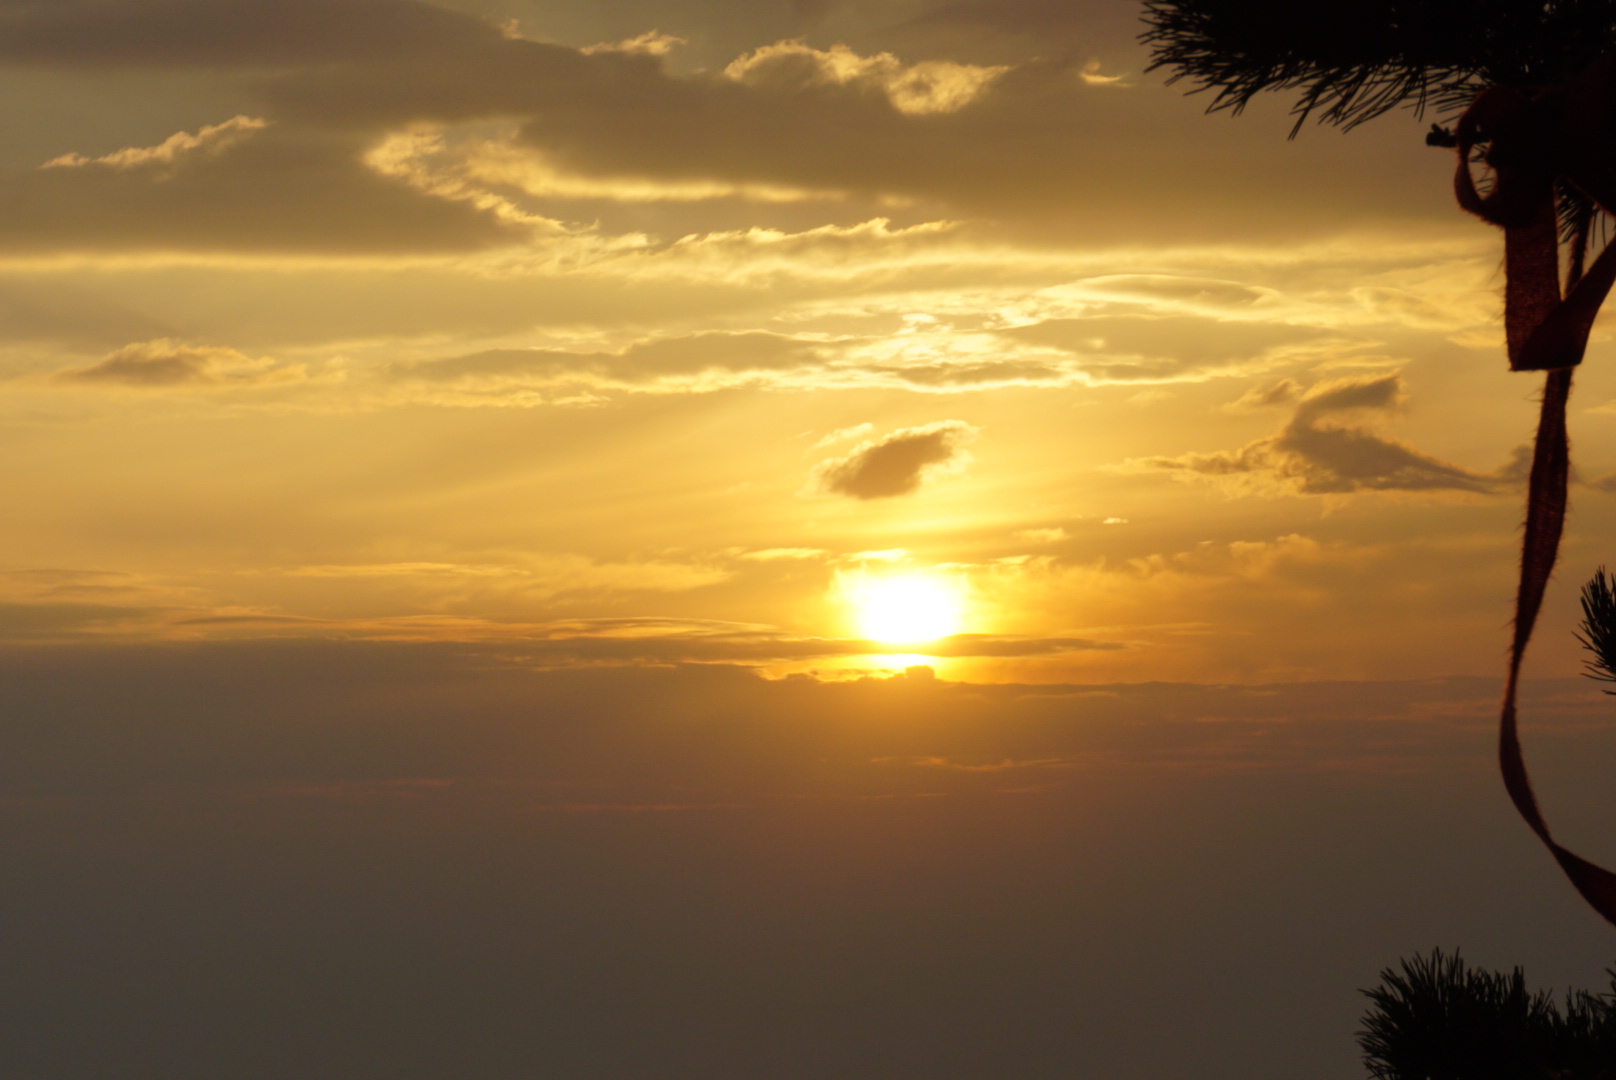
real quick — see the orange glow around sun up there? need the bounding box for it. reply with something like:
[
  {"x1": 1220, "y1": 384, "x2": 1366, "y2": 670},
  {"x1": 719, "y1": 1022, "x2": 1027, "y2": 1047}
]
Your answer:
[{"x1": 850, "y1": 574, "x2": 964, "y2": 644}]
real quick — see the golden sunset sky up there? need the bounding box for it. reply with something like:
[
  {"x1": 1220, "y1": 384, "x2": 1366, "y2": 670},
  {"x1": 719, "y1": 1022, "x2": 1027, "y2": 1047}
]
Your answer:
[
  {"x1": 8, "y1": 2, "x2": 1616, "y2": 1078},
  {"x1": 19, "y1": 0, "x2": 1616, "y2": 683}
]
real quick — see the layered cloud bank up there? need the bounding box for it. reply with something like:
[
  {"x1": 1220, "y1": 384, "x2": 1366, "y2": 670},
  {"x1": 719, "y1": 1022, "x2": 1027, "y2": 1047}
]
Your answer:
[{"x1": 0, "y1": 0, "x2": 1451, "y2": 258}]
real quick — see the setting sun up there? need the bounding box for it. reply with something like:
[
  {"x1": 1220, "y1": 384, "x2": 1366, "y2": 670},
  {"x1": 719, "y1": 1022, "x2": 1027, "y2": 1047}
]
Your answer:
[{"x1": 851, "y1": 575, "x2": 964, "y2": 644}]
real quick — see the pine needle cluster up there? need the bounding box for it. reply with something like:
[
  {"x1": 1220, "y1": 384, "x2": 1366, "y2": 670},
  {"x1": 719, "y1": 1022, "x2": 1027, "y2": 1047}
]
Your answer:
[
  {"x1": 1359, "y1": 950, "x2": 1616, "y2": 1079},
  {"x1": 1578, "y1": 567, "x2": 1616, "y2": 689},
  {"x1": 1140, "y1": 0, "x2": 1616, "y2": 133}
]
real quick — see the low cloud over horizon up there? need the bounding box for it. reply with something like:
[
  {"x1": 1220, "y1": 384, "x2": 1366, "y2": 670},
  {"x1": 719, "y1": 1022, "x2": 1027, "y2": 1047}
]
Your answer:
[{"x1": 4, "y1": 639, "x2": 1616, "y2": 1078}]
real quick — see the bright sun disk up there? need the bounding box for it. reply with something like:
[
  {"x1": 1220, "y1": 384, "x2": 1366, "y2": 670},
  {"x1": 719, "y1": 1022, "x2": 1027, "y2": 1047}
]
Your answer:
[{"x1": 853, "y1": 575, "x2": 963, "y2": 644}]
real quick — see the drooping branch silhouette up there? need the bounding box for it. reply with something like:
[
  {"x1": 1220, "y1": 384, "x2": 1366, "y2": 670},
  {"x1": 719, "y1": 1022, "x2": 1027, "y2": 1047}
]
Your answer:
[{"x1": 1144, "y1": 0, "x2": 1616, "y2": 927}]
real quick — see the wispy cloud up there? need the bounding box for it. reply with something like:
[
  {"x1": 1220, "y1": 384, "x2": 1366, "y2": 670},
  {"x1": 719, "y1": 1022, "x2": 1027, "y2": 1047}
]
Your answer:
[
  {"x1": 43, "y1": 116, "x2": 268, "y2": 171},
  {"x1": 1078, "y1": 59, "x2": 1130, "y2": 87},
  {"x1": 580, "y1": 31, "x2": 686, "y2": 58},
  {"x1": 56, "y1": 339, "x2": 302, "y2": 388},
  {"x1": 737, "y1": 548, "x2": 828, "y2": 562}
]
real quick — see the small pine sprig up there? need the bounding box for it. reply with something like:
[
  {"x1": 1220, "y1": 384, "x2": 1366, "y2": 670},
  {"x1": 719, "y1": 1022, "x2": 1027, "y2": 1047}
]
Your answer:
[{"x1": 1575, "y1": 567, "x2": 1616, "y2": 691}]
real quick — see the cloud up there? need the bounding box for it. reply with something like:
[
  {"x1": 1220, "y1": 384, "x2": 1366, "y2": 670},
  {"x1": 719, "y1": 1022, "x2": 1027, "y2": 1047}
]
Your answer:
[
  {"x1": 56, "y1": 339, "x2": 301, "y2": 387},
  {"x1": 810, "y1": 420, "x2": 977, "y2": 499},
  {"x1": 722, "y1": 40, "x2": 1008, "y2": 116},
  {"x1": 0, "y1": 568, "x2": 200, "y2": 641},
  {"x1": 372, "y1": 296, "x2": 1355, "y2": 407},
  {"x1": 1060, "y1": 275, "x2": 1277, "y2": 310},
  {"x1": 995, "y1": 313, "x2": 1322, "y2": 383},
  {"x1": 0, "y1": 233, "x2": 1491, "y2": 419},
  {"x1": 0, "y1": 556, "x2": 739, "y2": 644},
  {"x1": 1291, "y1": 371, "x2": 1403, "y2": 422},
  {"x1": 580, "y1": 31, "x2": 686, "y2": 58},
  {"x1": 811, "y1": 423, "x2": 874, "y2": 449},
  {"x1": 878, "y1": 357, "x2": 1074, "y2": 389},
  {"x1": 391, "y1": 331, "x2": 828, "y2": 401},
  {"x1": 1, "y1": 125, "x2": 528, "y2": 255},
  {"x1": 0, "y1": 2, "x2": 557, "y2": 254},
  {"x1": 0, "y1": 584, "x2": 1125, "y2": 658},
  {"x1": 1133, "y1": 373, "x2": 1503, "y2": 496},
  {"x1": 468, "y1": 621, "x2": 1121, "y2": 663},
  {"x1": 1225, "y1": 378, "x2": 1302, "y2": 410},
  {"x1": 16, "y1": 7, "x2": 1429, "y2": 224},
  {"x1": 359, "y1": 129, "x2": 592, "y2": 226},
  {"x1": 42, "y1": 115, "x2": 268, "y2": 171},
  {"x1": 737, "y1": 548, "x2": 828, "y2": 561},
  {"x1": 845, "y1": 549, "x2": 909, "y2": 563},
  {"x1": 387, "y1": 321, "x2": 1092, "y2": 404},
  {"x1": 1078, "y1": 59, "x2": 1130, "y2": 88},
  {"x1": 0, "y1": 639, "x2": 1589, "y2": 796},
  {"x1": 406, "y1": 128, "x2": 829, "y2": 205},
  {"x1": 0, "y1": 0, "x2": 1460, "y2": 259}
]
